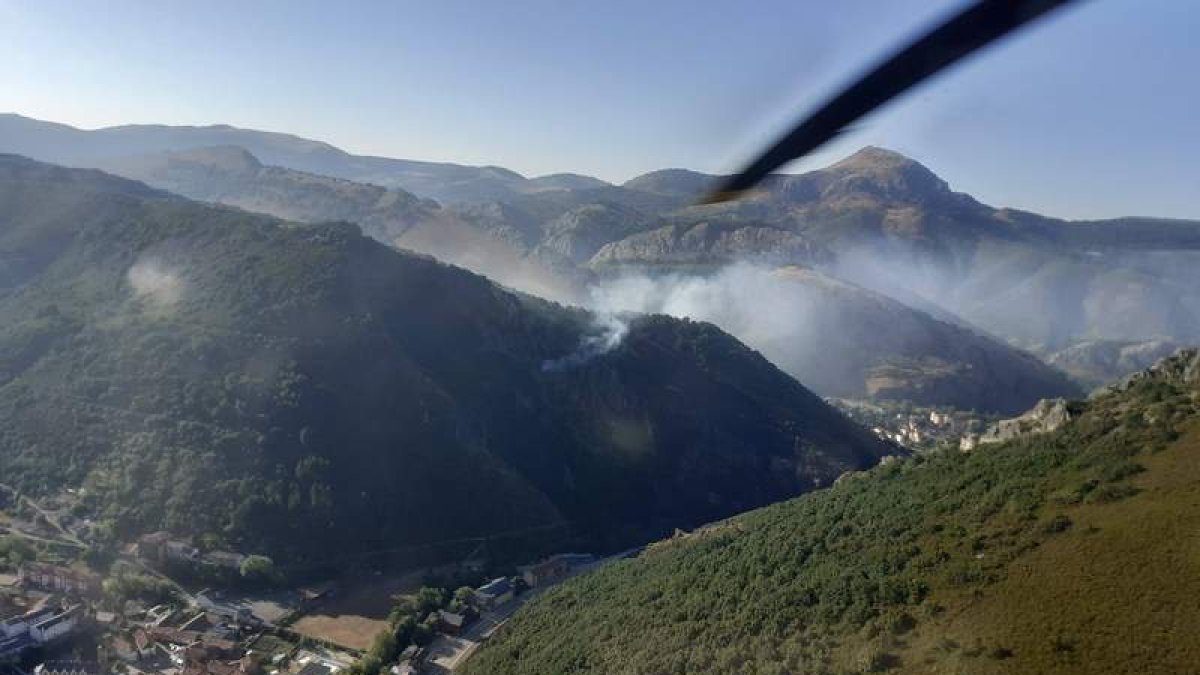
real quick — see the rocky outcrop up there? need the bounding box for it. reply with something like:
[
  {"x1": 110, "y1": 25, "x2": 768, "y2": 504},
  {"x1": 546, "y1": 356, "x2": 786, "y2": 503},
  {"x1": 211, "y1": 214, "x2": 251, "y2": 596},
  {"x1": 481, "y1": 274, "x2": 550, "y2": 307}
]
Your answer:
[{"x1": 966, "y1": 398, "x2": 1078, "y2": 449}]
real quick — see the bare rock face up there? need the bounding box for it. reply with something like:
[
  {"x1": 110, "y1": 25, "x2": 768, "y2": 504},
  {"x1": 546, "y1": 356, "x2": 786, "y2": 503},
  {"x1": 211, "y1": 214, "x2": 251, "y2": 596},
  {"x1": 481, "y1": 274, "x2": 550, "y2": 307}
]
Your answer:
[
  {"x1": 968, "y1": 398, "x2": 1077, "y2": 448},
  {"x1": 1102, "y1": 347, "x2": 1200, "y2": 395}
]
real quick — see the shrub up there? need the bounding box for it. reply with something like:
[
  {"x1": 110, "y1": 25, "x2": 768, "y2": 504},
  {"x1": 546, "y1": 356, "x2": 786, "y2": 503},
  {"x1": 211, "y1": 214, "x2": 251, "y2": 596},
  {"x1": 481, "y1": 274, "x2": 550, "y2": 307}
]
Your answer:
[{"x1": 1042, "y1": 514, "x2": 1073, "y2": 534}]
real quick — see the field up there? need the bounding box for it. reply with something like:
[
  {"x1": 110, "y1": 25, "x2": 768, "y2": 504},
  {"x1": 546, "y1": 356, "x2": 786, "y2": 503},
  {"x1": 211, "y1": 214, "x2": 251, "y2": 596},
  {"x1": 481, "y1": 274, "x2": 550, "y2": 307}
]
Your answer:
[
  {"x1": 901, "y1": 421, "x2": 1200, "y2": 674},
  {"x1": 290, "y1": 571, "x2": 427, "y2": 651}
]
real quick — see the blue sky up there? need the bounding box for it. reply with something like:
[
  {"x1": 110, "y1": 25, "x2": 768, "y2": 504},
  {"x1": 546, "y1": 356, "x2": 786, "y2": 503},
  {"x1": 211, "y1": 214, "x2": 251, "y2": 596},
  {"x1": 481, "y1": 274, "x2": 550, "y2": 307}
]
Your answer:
[{"x1": 1, "y1": 0, "x2": 1196, "y2": 219}]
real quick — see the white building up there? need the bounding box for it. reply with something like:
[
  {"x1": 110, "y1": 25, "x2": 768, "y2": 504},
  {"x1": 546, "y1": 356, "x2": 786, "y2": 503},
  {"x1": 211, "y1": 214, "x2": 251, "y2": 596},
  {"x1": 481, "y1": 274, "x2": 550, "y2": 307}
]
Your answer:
[
  {"x1": 29, "y1": 606, "x2": 79, "y2": 644},
  {"x1": 2, "y1": 607, "x2": 56, "y2": 639}
]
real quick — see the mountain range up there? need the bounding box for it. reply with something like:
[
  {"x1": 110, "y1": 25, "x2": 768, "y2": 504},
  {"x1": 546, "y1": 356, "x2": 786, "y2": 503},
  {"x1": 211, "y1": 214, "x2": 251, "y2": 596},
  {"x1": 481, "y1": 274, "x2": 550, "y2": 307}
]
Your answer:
[
  {"x1": 0, "y1": 153, "x2": 892, "y2": 565},
  {"x1": 3, "y1": 114, "x2": 1198, "y2": 411}
]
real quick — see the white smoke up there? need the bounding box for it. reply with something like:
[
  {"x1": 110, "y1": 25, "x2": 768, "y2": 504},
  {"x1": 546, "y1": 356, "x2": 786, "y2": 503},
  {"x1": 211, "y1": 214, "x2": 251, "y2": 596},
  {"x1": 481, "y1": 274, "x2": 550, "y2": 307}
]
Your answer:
[
  {"x1": 127, "y1": 257, "x2": 184, "y2": 310},
  {"x1": 541, "y1": 312, "x2": 629, "y2": 372},
  {"x1": 587, "y1": 263, "x2": 815, "y2": 351}
]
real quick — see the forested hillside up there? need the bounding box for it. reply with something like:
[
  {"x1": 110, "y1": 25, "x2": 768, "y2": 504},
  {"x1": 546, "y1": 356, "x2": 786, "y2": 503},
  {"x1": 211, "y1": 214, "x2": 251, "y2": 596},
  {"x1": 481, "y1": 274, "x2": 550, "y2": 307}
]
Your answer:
[
  {"x1": 466, "y1": 350, "x2": 1200, "y2": 675},
  {"x1": 0, "y1": 154, "x2": 891, "y2": 566}
]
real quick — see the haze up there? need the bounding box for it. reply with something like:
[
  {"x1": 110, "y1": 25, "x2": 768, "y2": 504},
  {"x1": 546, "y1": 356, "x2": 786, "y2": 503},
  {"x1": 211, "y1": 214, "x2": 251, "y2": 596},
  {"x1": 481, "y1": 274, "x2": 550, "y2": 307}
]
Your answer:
[{"x1": 1, "y1": 0, "x2": 1198, "y2": 219}]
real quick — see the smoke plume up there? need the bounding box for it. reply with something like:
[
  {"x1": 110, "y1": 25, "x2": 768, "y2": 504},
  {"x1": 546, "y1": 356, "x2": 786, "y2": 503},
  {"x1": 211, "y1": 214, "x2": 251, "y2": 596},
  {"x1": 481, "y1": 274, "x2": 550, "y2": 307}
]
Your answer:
[{"x1": 127, "y1": 257, "x2": 184, "y2": 310}]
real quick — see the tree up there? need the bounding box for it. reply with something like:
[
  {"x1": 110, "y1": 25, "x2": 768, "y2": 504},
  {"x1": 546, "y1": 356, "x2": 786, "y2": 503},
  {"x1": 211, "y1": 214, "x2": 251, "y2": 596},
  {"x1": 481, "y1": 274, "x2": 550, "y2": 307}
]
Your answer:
[
  {"x1": 452, "y1": 586, "x2": 475, "y2": 611},
  {"x1": 414, "y1": 586, "x2": 447, "y2": 615},
  {"x1": 239, "y1": 554, "x2": 277, "y2": 583}
]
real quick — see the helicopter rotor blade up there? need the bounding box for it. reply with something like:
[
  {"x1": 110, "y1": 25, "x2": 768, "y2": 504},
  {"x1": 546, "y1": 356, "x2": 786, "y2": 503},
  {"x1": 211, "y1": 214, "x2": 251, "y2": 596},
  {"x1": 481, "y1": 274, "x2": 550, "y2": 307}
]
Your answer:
[{"x1": 703, "y1": 0, "x2": 1082, "y2": 204}]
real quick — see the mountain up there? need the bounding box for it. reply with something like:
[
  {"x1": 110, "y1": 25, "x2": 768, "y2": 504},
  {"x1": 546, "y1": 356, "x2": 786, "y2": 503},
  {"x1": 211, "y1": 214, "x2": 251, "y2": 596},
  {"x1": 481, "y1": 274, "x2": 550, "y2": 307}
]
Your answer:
[
  {"x1": 589, "y1": 265, "x2": 1080, "y2": 414},
  {"x1": 1042, "y1": 338, "x2": 1184, "y2": 391},
  {"x1": 80, "y1": 143, "x2": 1075, "y2": 412},
  {"x1": 0, "y1": 154, "x2": 893, "y2": 565},
  {"x1": 8, "y1": 132, "x2": 1082, "y2": 412},
  {"x1": 754, "y1": 268, "x2": 1079, "y2": 411},
  {"x1": 7, "y1": 114, "x2": 1197, "y2": 394},
  {"x1": 0, "y1": 114, "x2": 607, "y2": 204},
  {"x1": 465, "y1": 349, "x2": 1200, "y2": 675}
]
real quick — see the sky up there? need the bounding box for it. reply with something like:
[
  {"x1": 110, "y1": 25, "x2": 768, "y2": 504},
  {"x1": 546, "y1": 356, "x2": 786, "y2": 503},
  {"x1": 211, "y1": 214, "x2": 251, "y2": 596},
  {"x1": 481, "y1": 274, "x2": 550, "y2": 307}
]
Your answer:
[{"x1": 0, "y1": 0, "x2": 1196, "y2": 219}]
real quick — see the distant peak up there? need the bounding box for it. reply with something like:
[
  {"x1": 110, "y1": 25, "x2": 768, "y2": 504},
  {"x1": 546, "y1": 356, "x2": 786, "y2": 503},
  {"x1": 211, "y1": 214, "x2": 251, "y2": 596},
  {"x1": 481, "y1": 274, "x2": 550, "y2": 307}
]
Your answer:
[
  {"x1": 825, "y1": 146, "x2": 948, "y2": 198},
  {"x1": 832, "y1": 146, "x2": 920, "y2": 170},
  {"x1": 622, "y1": 168, "x2": 719, "y2": 195},
  {"x1": 169, "y1": 145, "x2": 263, "y2": 172}
]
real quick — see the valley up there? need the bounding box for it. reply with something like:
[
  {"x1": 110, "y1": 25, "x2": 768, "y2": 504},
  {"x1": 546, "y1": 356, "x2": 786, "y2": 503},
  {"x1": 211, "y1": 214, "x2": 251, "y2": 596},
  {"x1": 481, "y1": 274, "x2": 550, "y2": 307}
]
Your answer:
[
  {"x1": 464, "y1": 350, "x2": 1200, "y2": 674},
  {"x1": 1, "y1": 112, "x2": 1198, "y2": 675},
  {"x1": 11, "y1": 115, "x2": 1199, "y2": 415}
]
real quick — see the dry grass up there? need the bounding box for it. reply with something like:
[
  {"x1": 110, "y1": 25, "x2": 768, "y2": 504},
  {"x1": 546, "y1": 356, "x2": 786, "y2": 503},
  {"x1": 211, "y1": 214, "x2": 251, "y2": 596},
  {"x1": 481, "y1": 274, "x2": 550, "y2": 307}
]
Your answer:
[
  {"x1": 897, "y1": 422, "x2": 1200, "y2": 674},
  {"x1": 291, "y1": 614, "x2": 387, "y2": 652},
  {"x1": 290, "y1": 571, "x2": 426, "y2": 651}
]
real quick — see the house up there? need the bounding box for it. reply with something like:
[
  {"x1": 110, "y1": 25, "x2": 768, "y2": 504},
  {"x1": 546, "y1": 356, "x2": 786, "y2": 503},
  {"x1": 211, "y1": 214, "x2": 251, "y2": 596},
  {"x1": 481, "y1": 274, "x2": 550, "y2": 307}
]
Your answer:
[
  {"x1": 166, "y1": 540, "x2": 200, "y2": 562},
  {"x1": 133, "y1": 629, "x2": 152, "y2": 656},
  {"x1": 33, "y1": 661, "x2": 100, "y2": 675},
  {"x1": 137, "y1": 531, "x2": 172, "y2": 562},
  {"x1": 185, "y1": 638, "x2": 240, "y2": 662},
  {"x1": 518, "y1": 557, "x2": 569, "y2": 587},
  {"x1": 202, "y1": 551, "x2": 247, "y2": 571},
  {"x1": 549, "y1": 553, "x2": 595, "y2": 568},
  {"x1": 472, "y1": 577, "x2": 514, "y2": 609},
  {"x1": 0, "y1": 634, "x2": 34, "y2": 661},
  {"x1": 184, "y1": 654, "x2": 259, "y2": 675},
  {"x1": 389, "y1": 645, "x2": 422, "y2": 675},
  {"x1": 18, "y1": 563, "x2": 99, "y2": 595},
  {"x1": 435, "y1": 609, "x2": 466, "y2": 636},
  {"x1": 298, "y1": 582, "x2": 336, "y2": 608},
  {"x1": 2, "y1": 607, "x2": 57, "y2": 639},
  {"x1": 196, "y1": 591, "x2": 255, "y2": 625},
  {"x1": 111, "y1": 636, "x2": 140, "y2": 663},
  {"x1": 29, "y1": 606, "x2": 81, "y2": 644},
  {"x1": 294, "y1": 660, "x2": 337, "y2": 675}
]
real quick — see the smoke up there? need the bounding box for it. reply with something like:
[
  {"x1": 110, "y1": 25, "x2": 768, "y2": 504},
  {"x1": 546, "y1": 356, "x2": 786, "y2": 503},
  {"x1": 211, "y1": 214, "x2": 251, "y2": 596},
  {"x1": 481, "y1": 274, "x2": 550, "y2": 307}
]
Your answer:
[
  {"x1": 538, "y1": 264, "x2": 823, "y2": 375},
  {"x1": 541, "y1": 312, "x2": 629, "y2": 372},
  {"x1": 588, "y1": 262, "x2": 821, "y2": 355},
  {"x1": 392, "y1": 212, "x2": 584, "y2": 304},
  {"x1": 127, "y1": 256, "x2": 184, "y2": 310}
]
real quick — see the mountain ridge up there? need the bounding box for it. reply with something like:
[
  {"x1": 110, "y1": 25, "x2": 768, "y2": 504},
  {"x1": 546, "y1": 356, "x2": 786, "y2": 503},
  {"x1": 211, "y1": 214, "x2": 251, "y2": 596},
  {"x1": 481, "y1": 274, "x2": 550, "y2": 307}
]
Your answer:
[
  {"x1": 0, "y1": 153, "x2": 893, "y2": 564},
  {"x1": 465, "y1": 348, "x2": 1200, "y2": 674}
]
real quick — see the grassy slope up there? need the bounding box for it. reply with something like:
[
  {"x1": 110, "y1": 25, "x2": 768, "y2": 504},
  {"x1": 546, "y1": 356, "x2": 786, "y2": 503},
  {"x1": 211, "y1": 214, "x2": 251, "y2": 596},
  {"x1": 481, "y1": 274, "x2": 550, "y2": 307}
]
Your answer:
[
  {"x1": 465, "y1": 352, "x2": 1200, "y2": 675},
  {"x1": 907, "y1": 420, "x2": 1200, "y2": 674}
]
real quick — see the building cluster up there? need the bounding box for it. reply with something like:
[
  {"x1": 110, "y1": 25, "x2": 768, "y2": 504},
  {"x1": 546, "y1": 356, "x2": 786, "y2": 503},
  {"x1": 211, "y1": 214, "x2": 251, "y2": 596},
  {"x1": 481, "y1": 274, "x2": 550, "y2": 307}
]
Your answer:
[
  {"x1": 0, "y1": 601, "x2": 82, "y2": 661},
  {"x1": 19, "y1": 563, "x2": 100, "y2": 596},
  {"x1": 517, "y1": 553, "x2": 593, "y2": 588},
  {"x1": 1, "y1": 562, "x2": 96, "y2": 664},
  {"x1": 137, "y1": 532, "x2": 249, "y2": 574},
  {"x1": 100, "y1": 592, "x2": 266, "y2": 675},
  {"x1": 384, "y1": 552, "x2": 597, "y2": 674},
  {"x1": 840, "y1": 403, "x2": 986, "y2": 451}
]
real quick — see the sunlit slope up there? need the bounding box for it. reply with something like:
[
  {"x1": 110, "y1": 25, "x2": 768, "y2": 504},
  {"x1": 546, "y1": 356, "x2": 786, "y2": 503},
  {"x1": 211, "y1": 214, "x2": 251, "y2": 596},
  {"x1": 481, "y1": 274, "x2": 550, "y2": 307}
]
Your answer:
[
  {"x1": 466, "y1": 350, "x2": 1200, "y2": 675},
  {"x1": 0, "y1": 154, "x2": 891, "y2": 563}
]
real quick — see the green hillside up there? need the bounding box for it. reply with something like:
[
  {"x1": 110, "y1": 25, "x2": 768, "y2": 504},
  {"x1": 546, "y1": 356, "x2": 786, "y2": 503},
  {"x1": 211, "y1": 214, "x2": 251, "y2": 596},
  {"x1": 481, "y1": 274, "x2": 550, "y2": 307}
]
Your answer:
[
  {"x1": 466, "y1": 350, "x2": 1200, "y2": 675},
  {"x1": 0, "y1": 154, "x2": 891, "y2": 567}
]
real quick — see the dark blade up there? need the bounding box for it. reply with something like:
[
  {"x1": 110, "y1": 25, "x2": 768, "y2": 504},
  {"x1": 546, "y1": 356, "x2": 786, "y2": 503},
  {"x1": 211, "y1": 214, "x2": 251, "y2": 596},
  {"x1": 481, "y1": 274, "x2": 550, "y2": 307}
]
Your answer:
[{"x1": 703, "y1": 0, "x2": 1081, "y2": 203}]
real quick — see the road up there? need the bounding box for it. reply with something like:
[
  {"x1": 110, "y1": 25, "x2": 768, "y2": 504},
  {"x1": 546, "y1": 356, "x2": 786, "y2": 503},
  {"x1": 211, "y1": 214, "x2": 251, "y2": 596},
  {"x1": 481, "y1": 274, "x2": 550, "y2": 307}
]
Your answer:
[
  {"x1": 0, "y1": 482, "x2": 84, "y2": 547},
  {"x1": 425, "y1": 546, "x2": 643, "y2": 673},
  {"x1": 0, "y1": 481, "x2": 194, "y2": 604}
]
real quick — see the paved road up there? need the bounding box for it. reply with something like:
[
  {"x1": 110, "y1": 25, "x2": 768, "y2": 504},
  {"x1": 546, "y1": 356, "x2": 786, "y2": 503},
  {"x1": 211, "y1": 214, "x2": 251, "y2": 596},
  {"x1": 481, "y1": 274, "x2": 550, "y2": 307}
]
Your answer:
[
  {"x1": 426, "y1": 546, "x2": 644, "y2": 672},
  {"x1": 0, "y1": 482, "x2": 84, "y2": 548}
]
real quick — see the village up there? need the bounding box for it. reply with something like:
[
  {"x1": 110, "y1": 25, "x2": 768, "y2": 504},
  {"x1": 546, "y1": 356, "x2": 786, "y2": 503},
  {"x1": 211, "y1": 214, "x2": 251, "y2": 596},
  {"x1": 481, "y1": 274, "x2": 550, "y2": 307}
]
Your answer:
[
  {"x1": 828, "y1": 399, "x2": 994, "y2": 451},
  {"x1": 1, "y1": 484, "x2": 625, "y2": 675}
]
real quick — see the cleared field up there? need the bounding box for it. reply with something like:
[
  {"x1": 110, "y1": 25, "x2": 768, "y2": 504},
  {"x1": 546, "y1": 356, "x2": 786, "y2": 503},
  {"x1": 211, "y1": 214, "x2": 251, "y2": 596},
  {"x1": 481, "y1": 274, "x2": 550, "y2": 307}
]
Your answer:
[
  {"x1": 290, "y1": 571, "x2": 426, "y2": 651},
  {"x1": 291, "y1": 614, "x2": 387, "y2": 652}
]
